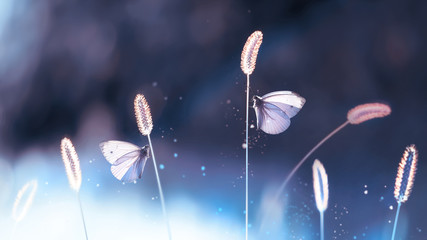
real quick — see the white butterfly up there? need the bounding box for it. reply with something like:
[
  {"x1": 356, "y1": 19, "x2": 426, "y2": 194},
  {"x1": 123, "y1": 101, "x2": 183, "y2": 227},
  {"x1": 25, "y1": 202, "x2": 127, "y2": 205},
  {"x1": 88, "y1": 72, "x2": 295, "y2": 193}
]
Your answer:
[
  {"x1": 99, "y1": 140, "x2": 150, "y2": 182},
  {"x1": 252, "y1": 91, "x2": 305, "y2": 135}
]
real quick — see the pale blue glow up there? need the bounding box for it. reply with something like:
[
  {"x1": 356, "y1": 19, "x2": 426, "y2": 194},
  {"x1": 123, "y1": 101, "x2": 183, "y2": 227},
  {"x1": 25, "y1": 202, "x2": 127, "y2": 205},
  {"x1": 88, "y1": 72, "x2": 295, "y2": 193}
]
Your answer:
[{"x1": 0, "y1": 0, "x2": 13, "y2": 37}]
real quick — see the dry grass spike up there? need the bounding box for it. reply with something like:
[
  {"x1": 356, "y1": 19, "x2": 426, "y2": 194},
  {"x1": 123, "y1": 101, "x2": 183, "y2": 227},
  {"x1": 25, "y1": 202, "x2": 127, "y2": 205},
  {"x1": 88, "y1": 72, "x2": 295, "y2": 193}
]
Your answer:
[
  {"x1": 394, "y1": 144, "x2": 418, "y2": 203},
  {"x1": 241, "y1": 30, "x2": 263, "y2": 75},
  {"x1": 61, "y1": 137, "x2": 82, "y2": 192},
  {"x1": 313, "y1": 159, "x2": 329, "y2": 212},
  {"x1": 12, "y1": 180, "x2": 38, "y2": 223},
  {"x1": 347, "y1": 102, "x2": 391, "y2": 125},
  {"x1": 134, "y1": 94, "x2": 153, "y2": 136},
  {"x1": 262, "y1": 101, "x2": 392, "y2": 229},
  {"x1": 391, "y1": 144, "x2": 418, "y2": 240},
  {"x1": 241, "y1": 30, "x2": 263, "y2": 240},
  {"x1": 312, "y1": 159, "x2": 328, "y2": 240}
]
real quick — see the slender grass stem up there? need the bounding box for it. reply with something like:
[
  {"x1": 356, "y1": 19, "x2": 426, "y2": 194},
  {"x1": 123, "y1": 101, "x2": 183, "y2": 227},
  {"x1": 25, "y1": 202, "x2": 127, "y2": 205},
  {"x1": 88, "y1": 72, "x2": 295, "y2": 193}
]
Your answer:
[
  {"x1": 320, "y1": 211, "x2": 324, "y2": 240},
  {"x1": 148, "y1": 134, "x2": 172, "y2": 240},
  {"x1": 9, "y1": 222, "x2": 17, "y2": 240},
  {"x1": 77, "y1": 193, "x2": 89, "y2": 240},
  {"x1": 279, "y1": 121, "x2": 349, "y2": 193},
  {"x1": 391, "y1": 202, "x2": 402, "y2": 240},
  {"x1": 245, "y1": 73, "x2": 250, "y2": 240},
  {"x1": 260, "y1": 121, "x2": 349, "y2": 231}
]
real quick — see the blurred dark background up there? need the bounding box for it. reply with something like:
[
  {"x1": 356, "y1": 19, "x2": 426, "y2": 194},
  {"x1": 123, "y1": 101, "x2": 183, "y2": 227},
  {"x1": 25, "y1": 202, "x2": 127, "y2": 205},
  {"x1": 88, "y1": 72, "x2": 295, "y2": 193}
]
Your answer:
[
  {"x1": 0, "y1": 0, "x2": 426, "y2": 239},
  {"x1": 2, "y1": 0, "x2": 425, "y2": 154}
]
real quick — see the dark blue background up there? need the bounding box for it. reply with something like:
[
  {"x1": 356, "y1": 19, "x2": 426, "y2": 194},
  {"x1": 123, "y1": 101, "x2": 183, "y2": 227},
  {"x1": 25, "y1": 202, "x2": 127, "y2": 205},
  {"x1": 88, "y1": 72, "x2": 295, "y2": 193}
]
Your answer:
[{"x1": 0, "y1": 0, "x2": 425, "y2": 239}]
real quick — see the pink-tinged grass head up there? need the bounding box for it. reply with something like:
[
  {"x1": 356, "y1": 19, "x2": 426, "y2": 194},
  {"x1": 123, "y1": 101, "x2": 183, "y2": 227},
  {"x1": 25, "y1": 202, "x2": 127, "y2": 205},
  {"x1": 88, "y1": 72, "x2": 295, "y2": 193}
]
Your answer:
[
  {"x1": 394, "y1": 144, "x2": 418, "y2": 203},
  {"x1": 347, "y1": 102, "x2": 391, "y2": 125},
  {"x1": 312, "y1": 159, "x2": 329, "y2": 212},
  {"x1": 134, "y1": 94, "x2": 153, "y2": 136},
  {"x1": 12, "y1": 180, "x2": 38, "y2": 222},
  {"x1": 241, "y1": 31, "x2": 263, "y2": 75},
  {"x1": 61, "y1": 137, "x2": 82, "y2": 192},
  {"x1": 265, "y1": 102, "x2": 390, "y2": 229}
]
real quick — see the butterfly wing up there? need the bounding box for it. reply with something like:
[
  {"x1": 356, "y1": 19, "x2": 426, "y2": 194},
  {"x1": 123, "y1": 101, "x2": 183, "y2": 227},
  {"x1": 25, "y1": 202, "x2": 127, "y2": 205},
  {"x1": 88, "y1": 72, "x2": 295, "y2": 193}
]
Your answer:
[
  {"x1": 99, "y1": 141, "x2": 144, "y2": 181},
  {"x1": 120, "y1": 148, "x2": 150, "y2": 182},
  {"x1": 99, "y1": 140, "x2": 141, "y2": 164},
  {"x1": 254, "y1": 102, "x2": 291, "y2": 135},
  {"x1": 261, "y1": 91, "x2": 305, "y2": 118},
  {"x1": 110, "y1": 150, "x2": 142, "y2": 181}
]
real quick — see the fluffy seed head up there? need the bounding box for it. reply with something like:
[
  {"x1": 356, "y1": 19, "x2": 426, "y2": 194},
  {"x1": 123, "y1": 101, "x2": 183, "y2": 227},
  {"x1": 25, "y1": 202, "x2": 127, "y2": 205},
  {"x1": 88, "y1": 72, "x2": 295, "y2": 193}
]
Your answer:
[
  {"x1": 134, "y1": 94, "x2": 153, "y2": 136},
  {"x1": 312, "y1": 159, "x2": 329, "y2": 212},
  {"x1": 241, "y1": 31, "x2": 263, "y2": 75},
  {"x1": 12, "y1": 180, "x2": 38, "y2": 222},
  {"x1": 61, "y1": 137, "x2": 82, "y2": 191},
  {"x1": 347, "y1": 103, "x2": 391, "y2": 125},
  {"x1": 394, "y1": 144, "x2": 418, "y2": 203}
]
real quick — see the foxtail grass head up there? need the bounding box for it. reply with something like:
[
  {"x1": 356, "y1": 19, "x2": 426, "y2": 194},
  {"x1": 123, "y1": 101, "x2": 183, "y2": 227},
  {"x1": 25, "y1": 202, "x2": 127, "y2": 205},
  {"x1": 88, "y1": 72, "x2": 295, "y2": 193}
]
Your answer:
[
  {"x1": 312, "y1": 159, "x2": 329, "y2": 212},
  {"x1": 241, "y1": 30, "x2": 263, "y2": 75},
  {"x1": 347, "y1": 103, "x2": 391, "y2": 125},
  {"x1": 394, "y1": 144, "x2": 418, "y2": 203},
  {"x1": 61, "y1": 137, "x2": 82, "y2": 192},
  {"x1": 134, "y1": 94, "x2": 153, "y2": 136},
  {"x1": 12, "y1": 180, "x2": 38, "y2": 222}
]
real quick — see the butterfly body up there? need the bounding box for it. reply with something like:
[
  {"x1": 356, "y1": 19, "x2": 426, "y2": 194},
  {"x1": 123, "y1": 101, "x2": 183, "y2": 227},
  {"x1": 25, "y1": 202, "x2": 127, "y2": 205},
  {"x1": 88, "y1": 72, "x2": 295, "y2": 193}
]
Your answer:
[
  {"x1": 99, "y1": 140, "x2": 150, "y2": 182},
  {"x1": 252, "y1": 91, "x2": 305, "y2": 135}
]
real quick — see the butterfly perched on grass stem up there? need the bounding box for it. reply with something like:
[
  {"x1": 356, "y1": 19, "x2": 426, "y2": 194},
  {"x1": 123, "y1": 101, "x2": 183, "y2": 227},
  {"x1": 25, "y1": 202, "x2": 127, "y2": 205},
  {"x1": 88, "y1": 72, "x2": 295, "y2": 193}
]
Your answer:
[
  {"x1": 252, "y1": 91, "x2": 305, "y2": 135},
  {"x1": 99, "y1": 141, "x2": 150, "y2": 182}
]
